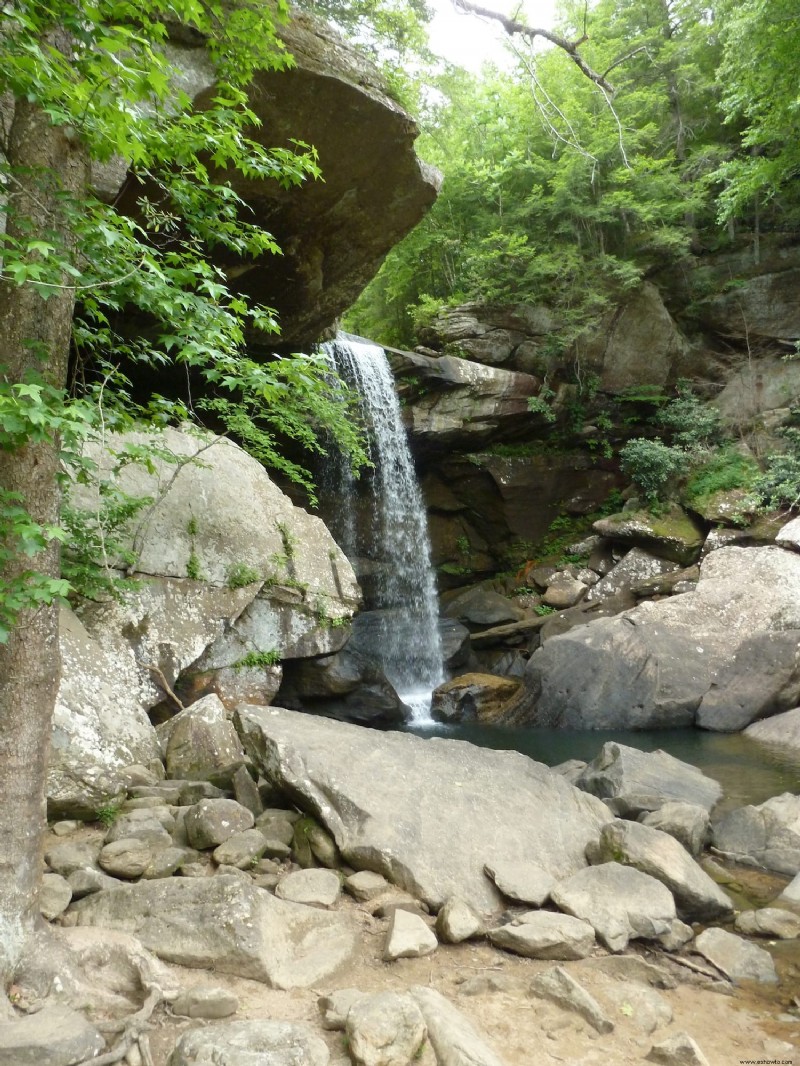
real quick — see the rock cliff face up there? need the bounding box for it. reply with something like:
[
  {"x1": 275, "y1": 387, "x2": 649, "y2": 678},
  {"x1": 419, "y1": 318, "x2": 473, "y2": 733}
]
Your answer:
[
  {"x1": 107, "y1": 14, "x2": 439, "y2": 348},
  {"x1": 384, "y1": 243, "x2": 800, "y2": 582}
]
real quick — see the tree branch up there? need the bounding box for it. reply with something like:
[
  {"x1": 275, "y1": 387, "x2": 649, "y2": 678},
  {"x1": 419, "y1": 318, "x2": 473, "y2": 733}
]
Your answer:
[{"x1": 452, "y1": 0, "x2": 615, "y2": 93}]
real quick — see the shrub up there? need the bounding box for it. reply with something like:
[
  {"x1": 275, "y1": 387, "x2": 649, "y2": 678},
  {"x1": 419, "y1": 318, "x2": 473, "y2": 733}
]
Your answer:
[{"x1": 619, "y1": 438, "x2": 685, "y2": 500}]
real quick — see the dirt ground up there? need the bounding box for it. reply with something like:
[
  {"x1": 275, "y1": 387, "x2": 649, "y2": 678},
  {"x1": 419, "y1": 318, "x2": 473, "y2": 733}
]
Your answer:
[{"x1": 132, "y1": 887, "x2": 800, "y2": 1066}]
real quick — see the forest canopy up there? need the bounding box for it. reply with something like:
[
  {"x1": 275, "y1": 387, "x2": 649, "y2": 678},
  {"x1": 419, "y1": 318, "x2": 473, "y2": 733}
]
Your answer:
[{"x1": 347, "y1": 0, "x2": 800, "y2": 348}]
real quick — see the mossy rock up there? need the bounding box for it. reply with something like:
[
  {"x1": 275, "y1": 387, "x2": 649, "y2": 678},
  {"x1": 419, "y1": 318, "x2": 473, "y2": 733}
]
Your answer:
[{"x1": 593, "y1": 505, "x2": 705, "y2": 565}]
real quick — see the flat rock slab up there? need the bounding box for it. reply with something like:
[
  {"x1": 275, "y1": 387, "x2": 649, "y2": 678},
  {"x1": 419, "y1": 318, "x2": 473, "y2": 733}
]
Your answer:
[
  {"x1": 167, "y1": 1020, "x2": 329, "y2": 1065},
  {"x1": 576, "y1": 742, "x2": 722, "y2": 816},
  {"x1": 236, "y1": 705, "x2": 611, "y2": 912},
  {"x1": 0, "y1": 1004, "x2": 105, "y2": 1066},
  {"x1": 694, "y1": 927, "x2": 778, "y2": 985},
  {"x1": 70, "y1": 874, "x2": 357, "y2": 988},
  {"x1": 551, "y1": 861, "x2": 676, "y2": 952},
  {"x1": 484, "y1": 859, "x2": 555, "y2": 906},
  {"x1": 589, "y1": 819, "x2": 734, "y2": 921},
  {"x1": 411, "y1": 985, "x2": 509, "y2": 1066},
  {"x1": 488, "y1": 911, "x2": 595, "y2": 960},
  {"x1": 275, "y1": 868, "x2": 342, "y2": 907}
]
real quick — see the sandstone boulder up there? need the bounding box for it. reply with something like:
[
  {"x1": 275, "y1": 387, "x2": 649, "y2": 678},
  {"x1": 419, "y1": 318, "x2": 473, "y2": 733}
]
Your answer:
[
  {"x1": 588, "y1": 820, "x2": 734, "y2": 921},
  {"x1": 523, "y1": 546, "x2": 800, "y2": 730},
  {"x1": 431, "y1": 673, "x2": 522, "y2": 724},
  {"x1": 236, "y1": 705, "x2": 611, "y2": 913},
  {"x1": 575, "y1": 743, "x2": 722, "y2": 816},
  {"x1": 712, "y1": 793, "x2": 800, "y2": 875},
  {"x1": 70, "y1": 875, "x2": 356, "y2": 987}
]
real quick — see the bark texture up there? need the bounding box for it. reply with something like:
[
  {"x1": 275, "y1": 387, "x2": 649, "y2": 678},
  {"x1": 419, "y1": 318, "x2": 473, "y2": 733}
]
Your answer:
[{"x1": 0, "y1": 87, "x2": 88, "y2": 983}]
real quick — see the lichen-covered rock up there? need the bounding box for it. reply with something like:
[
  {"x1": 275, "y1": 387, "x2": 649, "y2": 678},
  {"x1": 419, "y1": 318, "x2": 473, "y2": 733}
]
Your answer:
[
  {"x1": 184, "y1": 799, "x2": 254, "y2": 850},
  {"x1": 592, "y1": 506, "x2": 705, "y2": 566},
  {"x1": 159, "y1": 694, "x2": 245, "y2": 782},
  {"x1": 585, "y1": 548, "x2": 680, "y2": 603}
]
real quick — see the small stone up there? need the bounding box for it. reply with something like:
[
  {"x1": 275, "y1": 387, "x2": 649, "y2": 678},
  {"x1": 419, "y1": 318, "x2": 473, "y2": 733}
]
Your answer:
[
  {"x1": 179, "y1": 862, "x2": 211, "y2": 878},
  {"x1": 436, "y1": 896, "x2": 486, "y2": 943},
  {"x1": 254, "y1": 813, "x2": 295, "y2": 845},
  {"x1": 600, "y1": 980, "x2": 673, "y2": 1034},
  {"x1": 646, "y1": 1031, "x2": 710, "y2": 1066},
  {"x1": 167, "y1": 1020, "x2": 328, "y2": 1066},
  {"x1": 411, "y1": 986, "x2": 507, "y2": 1066},
  {"x1": 317, "y1": 987, "x2": 367, "y2": 1030},
  {"x1": 45, "y1": 840, "x2": 102, "y2": 877},
  {"x1": 275, "y1": 868, "x2": 342, "y2": 907},
  {"x1": 172, "y1": 987, "x2": 239, "y2": 1019},
  {"x1": 657, "y1": 918, "x2": 694, "y2": 951},
  {"x1": 67, "y1": 867, "x2": 116, "y2": 898},
  {"x1": 51, "y1": 820, "x2": 82, "y2": 836},
  {"x1": 345, "y1": 870, "x2": 390, "y2": 902},
  {"x1": 383, "y1": 909, "x2": 438, "y2": 960},
  {"x1": 458, "y1": 973, "x2": 513, "y2": 996},
  {"x1": 98, "y1": 838, "x2": 154, "y2": 879},
  {"x1": 142, "y1": 847, "x2": 188, "y2": 879},
  {"x1": 346, "y1": 992, "x2": 426, "y2": 1066},
  {"x1": 261, "y1": 837, "x2": 292, "y2": 859},
  {"x1": 212, "y1": 828, "x2": 268, "y2": 869},
  {"x1": 529, "y1": 966, "x2": 614, "y2": 1034},
  {"x1": 178, "y1": 781, "x2": 226, "y2": 805},
  {"x1": 104, "y1": 807, "x2": 174, "y2": 845},
  {"x1": 39, "y1": 873, "x2": 72, "y2": 920},
  {"x1": 484, "y1": 859, "x2": 555, "y2": 907},
  {"x1": 184, "y1": 798, "x2": 254, "y2": 850},
  {"x1": 232, "y1": 765, "x2": 264, "y2": 818},
  {"x1": 640, "y1": 803, "x2": 710, "y2": 856}
]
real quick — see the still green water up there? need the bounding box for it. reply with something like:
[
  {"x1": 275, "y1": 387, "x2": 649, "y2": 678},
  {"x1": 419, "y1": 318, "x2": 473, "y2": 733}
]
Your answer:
[{"x1": 401, "y1": 722, "x2": 800, "y2": 814}]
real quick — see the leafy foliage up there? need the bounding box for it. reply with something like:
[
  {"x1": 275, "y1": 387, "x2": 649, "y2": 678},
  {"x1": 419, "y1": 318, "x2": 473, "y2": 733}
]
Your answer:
[
  {"x1": 0, "y1": 0, "x2": 371, "y2": 637},
  {"x1": 619, "y1": 438, "x2": 685, "y2": 501}
]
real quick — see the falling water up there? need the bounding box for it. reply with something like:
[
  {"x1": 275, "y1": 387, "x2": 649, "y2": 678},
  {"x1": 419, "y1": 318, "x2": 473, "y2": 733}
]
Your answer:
[{"x1": 323, "y1": 332, "x2": 444, "y2": 720}]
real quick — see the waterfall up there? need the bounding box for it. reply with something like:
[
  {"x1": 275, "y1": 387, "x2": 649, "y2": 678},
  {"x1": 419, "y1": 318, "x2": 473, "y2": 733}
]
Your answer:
[{"x1": 322, "y1": 332, "x2": 444, "y2": 720}]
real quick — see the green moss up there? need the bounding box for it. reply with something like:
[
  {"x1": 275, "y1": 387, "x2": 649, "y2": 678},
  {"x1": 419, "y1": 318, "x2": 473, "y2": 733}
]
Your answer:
[{"x1": 684, "y1": 449, "x2": 759, "y2": 504}]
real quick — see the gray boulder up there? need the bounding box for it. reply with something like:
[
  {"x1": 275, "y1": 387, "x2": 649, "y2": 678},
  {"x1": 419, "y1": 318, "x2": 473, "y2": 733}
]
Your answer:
[
  {"x1": 39, "y1": 874, "x2": 72, "y2": 922},
  {"x1": 410, "y1": 985, "x2": 509, "y2": 1066},
  {"x1": 745, "y1": 706, "x2": 800, "y2": 752},
  {"x1": 317, "y1": 988, "x2": 368, "y2": 1030},
  {"x1": 734, "y1": 907, "x2": 800, "y2": 939},
  {"x1": 646, "y1": 1031, "x2": 710, "y2": 1066},
  {"x1": 483, "y1": 860, "x2": 554, "y2": 906},
  {"x1": 585, "y1": 548, "x2": 680, "y2": 604},
  {"x1": 696, "y1": 630, "x2": 800, "y2": 731},
  {"x1": 70, "y1": 875, "x2": 357, "y2": 987},
  {"x1": 712, "y1": 793, "x2": 800, "y2": 875},
  {"x1": 275, "y1": 868, "x2": 342, "y2": 908},
  {"x1": 641, "y1": 803, "x2": 710, "y2": 856},
  {"x1": 592, "y1": 506, "x2": 705, "y2": 566},
  {"x1": 488, "y1": 912, "x2": 595, "y2": 960},
  {"x1": 693, "y1": 927, "x2": 778, "y2": 984},
  {"x1": 184, "y1": 798, "x2": 254, "y2": 850},
  {"x1": 436, "y1": 897, "x2": 486, "y2": 943},
  {"x1": 345, "y1": 993, "x2": 426, "y2": 1066},
  {"x1": 778, "y1": 871, "x2": 800, "y2": 910},
  {"x1": 588, "y1": 819, "x2": 734, "y2": 921},
  {"x1": 236, "y1": 705, "x2": 611, "y2": 913},
  {"x1": 160, "y1": 694, "x2": 245, "y2": 781},
  {"x1": 171, "y1": 987, "x2": 239, "y2": 1019},
  {"x1": 443, "y1": 586, "x2": 527, "y2": 629},
  {"x1": 0, "y1": 1005, "x2": 105, "y2": 1066},
  {"x1": 524, "y1": 545, "x2": 800, "y2": 730},
  {"x1": 551, "y1": 862, "x2": 676, "y2": 952},
  {"x1": 575, "y1": 743, "x2": 722, "y2": 816},
  {"x1": 212, "y1": 828, "x2": 268, "y2": 869},
  {"x1": 167, "y1": 1020, "x2": 329, "y2": 1066},
  {"x1": 383, "y1": 910, "x2": 438, "y2": 960}
]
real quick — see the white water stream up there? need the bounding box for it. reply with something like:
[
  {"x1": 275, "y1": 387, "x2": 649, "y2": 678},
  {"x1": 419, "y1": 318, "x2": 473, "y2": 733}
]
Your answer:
[{"x1": 323, "y1": 333, "x2": 444, "y2": 721}]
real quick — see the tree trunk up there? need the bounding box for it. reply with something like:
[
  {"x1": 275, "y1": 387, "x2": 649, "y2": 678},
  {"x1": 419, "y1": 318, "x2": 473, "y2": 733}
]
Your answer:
[{"x1": 0, "y1": 92, "x2": 87, "y2": 985}]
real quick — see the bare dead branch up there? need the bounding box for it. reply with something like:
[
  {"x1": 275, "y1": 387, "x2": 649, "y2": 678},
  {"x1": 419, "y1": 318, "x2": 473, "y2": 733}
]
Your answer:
[{"x1": 452, "y1": 0, "x2": 615, "y2": 93}]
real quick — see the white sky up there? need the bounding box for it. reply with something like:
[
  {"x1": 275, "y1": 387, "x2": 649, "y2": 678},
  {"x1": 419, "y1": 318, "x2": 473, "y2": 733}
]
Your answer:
[{"x1": 427, "y1": 0, "x2": 559, "y2": 71}]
